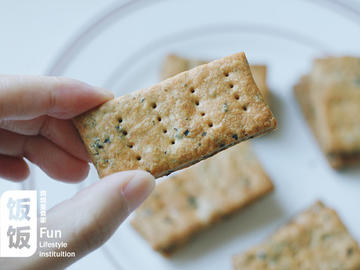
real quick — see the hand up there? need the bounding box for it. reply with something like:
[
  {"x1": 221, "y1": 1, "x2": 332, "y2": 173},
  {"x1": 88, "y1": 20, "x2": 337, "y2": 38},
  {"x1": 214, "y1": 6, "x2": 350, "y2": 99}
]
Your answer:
[{"x1": 0, "y1": 76, "x2": 155, "y2": 269}]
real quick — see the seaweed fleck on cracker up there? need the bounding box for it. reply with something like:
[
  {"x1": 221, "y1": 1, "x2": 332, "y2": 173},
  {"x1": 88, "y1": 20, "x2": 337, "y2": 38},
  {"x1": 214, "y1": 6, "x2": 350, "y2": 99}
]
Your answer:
[{"x1": 233, "y1": 201, "x2": 360, "y2": 269}]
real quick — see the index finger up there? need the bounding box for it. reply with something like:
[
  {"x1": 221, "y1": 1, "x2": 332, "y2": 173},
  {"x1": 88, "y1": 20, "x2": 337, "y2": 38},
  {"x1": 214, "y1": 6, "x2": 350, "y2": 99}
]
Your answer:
[{"x1": 0, "y1": 75, "x2": 114, "y2": 120}]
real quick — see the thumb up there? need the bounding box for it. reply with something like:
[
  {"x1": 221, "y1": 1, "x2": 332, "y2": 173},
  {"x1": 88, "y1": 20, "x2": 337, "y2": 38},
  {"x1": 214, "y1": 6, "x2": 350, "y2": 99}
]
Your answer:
[{"x1": 3, "y1": 170, "x2": 154, "y2": 270}]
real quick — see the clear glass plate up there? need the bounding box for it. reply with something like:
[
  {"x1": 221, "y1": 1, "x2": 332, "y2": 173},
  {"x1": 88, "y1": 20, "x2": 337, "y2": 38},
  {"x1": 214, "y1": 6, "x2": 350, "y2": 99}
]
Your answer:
[{"x1": 32, "y1": 0, "x2": 360, "y2": 269}]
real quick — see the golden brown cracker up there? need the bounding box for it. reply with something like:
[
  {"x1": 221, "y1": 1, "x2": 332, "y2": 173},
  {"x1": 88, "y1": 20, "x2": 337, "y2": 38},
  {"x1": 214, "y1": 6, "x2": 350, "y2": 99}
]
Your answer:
[
  {"x1": 74, "y1": 52, "x2": 276, "y2": 178},
  {"x1": 310, "y1": 57, "x2": 360, "y2": 154},
  {"x1": 233, "y1": 201, "x2": 360, "y2": 269},
  {"x1": 294, "y1": 56, "x2": 360, "y2": 169},
  {"x1": 131, "y1": 142, "x2": 273, "y2": 255}
]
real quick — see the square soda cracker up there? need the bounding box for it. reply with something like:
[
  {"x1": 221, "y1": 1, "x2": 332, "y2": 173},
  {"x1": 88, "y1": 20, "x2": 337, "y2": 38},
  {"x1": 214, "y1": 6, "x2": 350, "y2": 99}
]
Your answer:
[
  {"x1": 294, "y1": 56, "x2": 360, "y2": 169},
  {"x1": 131, "y1": 142, "x2": 274, "y2": 255},
  {"x1": 233, "y1": 201, "x2": 360, "y2": 269},
  {"x1": 294, "y1": 76, "x2": 360, "y2": 168},
  {"x1": 309, "y1": 57, "x2": 360, "y2": 154},
  {"x1": 161, "y1": 54, "x2": 269, "y2": 103},
  {"x1": 73, "y1": 52, "x2": 276, "y2": 178}
]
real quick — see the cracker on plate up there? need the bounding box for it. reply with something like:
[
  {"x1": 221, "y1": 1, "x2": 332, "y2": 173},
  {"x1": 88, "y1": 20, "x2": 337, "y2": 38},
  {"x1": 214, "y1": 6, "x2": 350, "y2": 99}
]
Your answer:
[
  {"x1": 294, "y1": 56, "x2": 360, "y2": 169},
  {"x1": 73, "y1": 52, "x2": 276, "y2": 178},
  {"x1": 233, "y1": 201, "x2": 360, "y2": 269},
  {"x1": 131, "y1": 142, "x2": 273, "y2": 255},
  {"x1": 161, "y1": 54, "x2": 269, "y2": 103}
]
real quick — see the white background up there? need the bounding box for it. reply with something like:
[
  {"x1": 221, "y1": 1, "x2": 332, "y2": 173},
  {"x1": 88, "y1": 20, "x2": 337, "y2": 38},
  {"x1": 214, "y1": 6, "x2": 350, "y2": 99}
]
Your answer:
[
  {"x1": 0, "y1": 1, "x2": 117, "y2": 269},
  {"x1": 0, "y1": 1, "x2": 360, "y2": 269}
]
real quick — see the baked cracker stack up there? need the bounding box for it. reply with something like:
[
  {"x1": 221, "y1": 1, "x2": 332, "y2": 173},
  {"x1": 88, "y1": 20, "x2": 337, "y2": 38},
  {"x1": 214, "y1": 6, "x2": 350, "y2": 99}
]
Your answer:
[
  {"x1": 131, "y1": 142, "x2": 274, "y2": 255},
  {"x1": 73, "y1": 52, "x2": 276, "y2": 178},
  {"x1": 294, "y1": 56, "x2": 360, "y2": 169},
  {"x1": 233, "y1": 201, "x2": 360, "y2": 269},
  {"x1": 162, "y1": 54, "x2": 269, "y2": 103}
]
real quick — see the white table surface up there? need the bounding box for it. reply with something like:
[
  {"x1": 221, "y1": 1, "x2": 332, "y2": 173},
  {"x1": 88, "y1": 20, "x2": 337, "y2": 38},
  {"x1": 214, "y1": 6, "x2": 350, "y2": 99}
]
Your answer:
[{"x1": 0, "y1": 1, "x2": 360, "y2": 269}]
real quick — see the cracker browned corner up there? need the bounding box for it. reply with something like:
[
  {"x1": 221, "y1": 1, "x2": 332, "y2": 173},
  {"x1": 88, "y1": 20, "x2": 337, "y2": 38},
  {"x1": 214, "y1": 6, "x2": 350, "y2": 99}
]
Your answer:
[
  {"x1": 162, "y1": 54, "x2": 269, "y2": 103},
  {"x1": 73, "y1": 52, "x2": 276, "y2": 178},
  {"x1": 233, "y1": 201, "x2": 360, "y2": 269},
  {"x1": 131, "y1": 142, "x2": 274, "y2": 256},
  {"x1": 294, "y1": 56, "x2": 360, "y2": 169}
]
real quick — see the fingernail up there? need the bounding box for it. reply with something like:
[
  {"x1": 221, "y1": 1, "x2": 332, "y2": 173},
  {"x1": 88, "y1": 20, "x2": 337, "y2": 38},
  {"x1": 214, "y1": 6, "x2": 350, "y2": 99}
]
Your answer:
[
  {"x1": 122, "y1": 171, "x2": 155, "y2": 212},
  {"x1": 93, "y1": 86, "x2": 114, "y2": 99}
]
